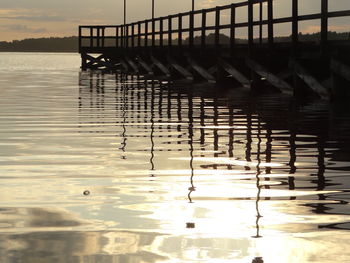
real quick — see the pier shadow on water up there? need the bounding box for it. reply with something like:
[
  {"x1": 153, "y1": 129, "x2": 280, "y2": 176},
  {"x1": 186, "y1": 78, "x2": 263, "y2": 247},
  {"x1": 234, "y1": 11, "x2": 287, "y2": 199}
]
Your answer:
[{"x1": 1, "y1": 67, "x2": 350, "y2": 262}]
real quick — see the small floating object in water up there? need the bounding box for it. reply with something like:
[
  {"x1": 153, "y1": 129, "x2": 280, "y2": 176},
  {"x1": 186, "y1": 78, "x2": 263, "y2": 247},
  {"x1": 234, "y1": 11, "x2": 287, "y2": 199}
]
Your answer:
[
  {"x1": 83, "y1": 190, "x2": 90, "y2": 196},
  {"x1": 186, "y1": 222, "x2": 195, "y2": 229}
]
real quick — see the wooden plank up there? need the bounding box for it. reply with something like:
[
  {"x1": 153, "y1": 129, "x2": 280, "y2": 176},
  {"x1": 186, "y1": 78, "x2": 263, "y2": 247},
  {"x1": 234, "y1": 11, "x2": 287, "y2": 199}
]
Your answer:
[
  {"x1": 267, "y1": 0, "x2": 273, "y2": 47},
  {"x1": 90, "y1": 28, "x2": 93, "y2": 47},
  {"x1": 168, "y1": 16, "x2": 172, "y2": 47},
  {"x1": 201, "y1": 10, "x2": 207, "y2": 50},
  {"x1": 321, "y1": 0, "x2": 328, "y2": 46},
  {"x1": 81, "y1": 53, "x2": 87, "y2": 70},
  {"x1": 101, "y1": 27, "x2": 105, "y2": 47},
  {"x1": 248, "y1": 0, "x2": 253, "y2": 50},
  {"x1": 187, "y1": 57, "x2": 216, "y2": 83},
  {"x1": 290, "y1": 59, "x2": 330, "y2": 99},
  {"x1": 152, "y1": 19, "x2": 156, "y2": 47},
  {"x1": 259, "y1": 1, "x2": 263, "y2": 44},
  {"x1": 150, "y1": 55, "x2": 171, "y2": 77},
  {"x1": 125, "y1": 25, "x2": 129, "y2": 48},
  {"x1": 189, "y1": 12, "x2": 194, "y2": 48},
  {"x1": 78, "y1": 27, "x2": 82, "y2": 53},
  {"x1": 159, "y1": 18, "x2": 164, "y2": 47},
  {"x1": 137, "y1": 22, "x2": 141, "y2": 47},
  {"x1": 230, "y1": 4, "x2": 235, "y2": 55},
  {"x1": 217, "y1": 58, "x2": 250, "y2": 87},
  {"x1": 97, "y1": 27, "x2": 101, "y2": 47},
  {"x1": 137, "y1": 56, "x2": 154, "y2": 75},
  {"x1": 167, "y1": 55, "x2": 193, "y2": 80},
  {"x1": 116, "y1": 26, "x2": 119, "y2": 48},
  {"x1": 292, "y1": 0, "x2": 298, "y2": 49},
  {"x1": 121, "y1": 25, "x2": 125, "y2": 48},
  {"x1": 331, "y1": 59, "x2": 350, "y2": 82},
  {"x1": 246, "y1": 58, "x2": 293, "y2": 95},
  {"x1": 131, "y1": 23, "x2": 135, "y2": 48},
  {"x1": 215, "y1": 7, "x2": 220, "y2": 50},
  {"x1": 178, "y1": 14, "x2": 182, "y2": 47},
  {"x1": 145, "y1": 21, "x2": 148, "y2": 47}
]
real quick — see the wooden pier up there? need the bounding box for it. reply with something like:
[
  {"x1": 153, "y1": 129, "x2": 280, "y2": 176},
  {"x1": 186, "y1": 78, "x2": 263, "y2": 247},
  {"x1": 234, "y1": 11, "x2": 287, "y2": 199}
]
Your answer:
[{"x1": 79, "y1": 0, "x2": 350, "y2": 99}]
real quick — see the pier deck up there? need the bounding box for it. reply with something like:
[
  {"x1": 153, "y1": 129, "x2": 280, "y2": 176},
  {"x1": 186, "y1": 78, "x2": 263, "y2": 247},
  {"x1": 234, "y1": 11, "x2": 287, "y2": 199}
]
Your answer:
[{"x1": 79, "y1": 0, "x2": 350, "y2": 99}]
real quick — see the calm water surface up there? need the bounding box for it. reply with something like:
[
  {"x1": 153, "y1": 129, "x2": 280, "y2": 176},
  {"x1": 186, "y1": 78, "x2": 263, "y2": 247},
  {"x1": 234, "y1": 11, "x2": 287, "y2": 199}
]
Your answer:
[{"x1": 1, "y1": 53, "x2": 350, "y2": 263}]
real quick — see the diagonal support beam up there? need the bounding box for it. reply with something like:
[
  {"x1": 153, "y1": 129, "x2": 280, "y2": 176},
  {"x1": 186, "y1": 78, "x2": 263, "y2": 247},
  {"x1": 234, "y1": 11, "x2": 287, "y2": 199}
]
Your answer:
[
  {"x1": 277, "y1": 69, "x2": 293, "y2": 80},
  {"x1": 120, "y1": 59, "x2": 129, "y2": 71},
  {"x1": 150, "y1": 55, "x2": 171, "y2": 77},
  {"x1": 167, "y1": 55, "x2": 193, "y2": 80},
  {"x1": 137, "y1": 56, "x2": 154, "y2": 75},
  {"x1": 331, "y1": 59, "x2": 350, "y2": 82},
  {"x1": 187, "y1": 57, "x2": 216, "y2": 83},
  {"x1": 208, "y1": 65, "x2": 218, "y2": 75},
  {"x1": 290, "y1": 59, "x2": 330, "y2": 100},
  {"x1": 246, "y1": 58, "x2": 293, "y2": 95},
  {"x1": 330, "y1": 58, "x2": 350, "y2": 98},
  {"x1": 84, "y1": 54, "x2": 117, "y2": 69},
  {"x1": 85, "y1": 54, "x2": 104, "y2": 64},
  {"x1": 217, "y1": 58, "x2": 250, "y2": 88},
  {"x1": 124, "y1": 56, "x2": 139, "y2": 73}
]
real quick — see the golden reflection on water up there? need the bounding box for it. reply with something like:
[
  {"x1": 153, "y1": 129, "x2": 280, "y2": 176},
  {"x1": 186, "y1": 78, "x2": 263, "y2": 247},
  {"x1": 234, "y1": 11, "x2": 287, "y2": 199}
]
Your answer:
[{"x1": 1, "y1": 54, "x2": 350, "y2": 262}]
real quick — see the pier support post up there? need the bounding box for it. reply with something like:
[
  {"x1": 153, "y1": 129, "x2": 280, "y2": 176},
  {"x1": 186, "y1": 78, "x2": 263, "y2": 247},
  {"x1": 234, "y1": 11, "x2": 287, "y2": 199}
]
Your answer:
[
  {"x1": 321, "y1": 0, "x2": 328, "y2": 53},
  {"x1": 292, "y1": 0, "x2": 298, "y2": 53},
  {"x1": 81, "y1": 53, "x2": 87, "y2": 70}
]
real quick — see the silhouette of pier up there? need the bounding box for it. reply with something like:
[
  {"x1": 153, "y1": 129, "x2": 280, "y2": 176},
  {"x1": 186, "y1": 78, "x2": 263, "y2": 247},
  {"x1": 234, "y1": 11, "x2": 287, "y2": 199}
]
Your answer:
[{"x1": 79, "y1": 0, "x2": 350, "y2": 99}]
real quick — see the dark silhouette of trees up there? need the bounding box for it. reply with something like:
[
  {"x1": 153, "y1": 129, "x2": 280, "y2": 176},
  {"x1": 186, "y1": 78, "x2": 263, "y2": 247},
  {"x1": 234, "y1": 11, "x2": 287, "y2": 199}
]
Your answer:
[
  {"x1": 0, "y1": 37, "x2": 78, "y2": 52},
  {"x1": 0, "y1": 31, "x2": 348, "y2": 52}
]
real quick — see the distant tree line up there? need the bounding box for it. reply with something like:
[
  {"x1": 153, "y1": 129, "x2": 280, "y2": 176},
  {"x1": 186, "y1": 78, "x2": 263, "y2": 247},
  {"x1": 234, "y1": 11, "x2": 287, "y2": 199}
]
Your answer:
[
  {"x1": 197, "y1": 31, "x2": 350, "y2": 44},
  {"x1": 0, "y1": 32, "x2": 349, "y2": 52},
  {"x1": 0, "y1": 37, "x2": 78, "y2": 52}
]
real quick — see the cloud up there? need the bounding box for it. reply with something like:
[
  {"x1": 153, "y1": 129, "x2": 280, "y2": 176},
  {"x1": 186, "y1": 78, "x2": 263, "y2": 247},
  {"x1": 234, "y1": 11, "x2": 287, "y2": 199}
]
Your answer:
[
  {"x1": 0, "y1": 8, "x2": 66, "y2": 22},
  {"x1": 198, "y1": 0, "x2": 216, "y2": 9},
  {"x1": 301, "y1": 25, "x2": 321, "y2": 34},
  {"x1": 2, "y1": 24, "x2": 47, "y2": 33},
  {"x1": 329, "y1": 25, "x2": 350, "y2": 32},
  {"x1": 0, "y1": 15, "x2": 66, "y2": 22}
]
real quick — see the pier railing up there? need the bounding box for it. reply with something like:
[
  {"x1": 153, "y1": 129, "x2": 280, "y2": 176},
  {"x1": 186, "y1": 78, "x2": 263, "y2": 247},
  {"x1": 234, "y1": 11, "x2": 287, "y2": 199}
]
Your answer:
[{"x1": 79, "y1": 0, "x2": 350, "y2": 52}]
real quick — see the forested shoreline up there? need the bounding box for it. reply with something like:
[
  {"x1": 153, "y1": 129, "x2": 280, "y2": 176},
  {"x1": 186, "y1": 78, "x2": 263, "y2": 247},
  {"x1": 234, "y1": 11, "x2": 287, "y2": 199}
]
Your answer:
[
  {"x1": 0, "y1": 32, "x2": 348, "y2": 52},
  {"x1": 0, "y1": 37, "x2": 78, "y2": 52}
]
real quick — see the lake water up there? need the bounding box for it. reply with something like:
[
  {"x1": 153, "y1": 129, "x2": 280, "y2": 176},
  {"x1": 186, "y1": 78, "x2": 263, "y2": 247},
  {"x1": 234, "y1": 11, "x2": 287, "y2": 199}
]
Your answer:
[{"x1": 1, "y1": 53, "x2": 350, "y2": 263}]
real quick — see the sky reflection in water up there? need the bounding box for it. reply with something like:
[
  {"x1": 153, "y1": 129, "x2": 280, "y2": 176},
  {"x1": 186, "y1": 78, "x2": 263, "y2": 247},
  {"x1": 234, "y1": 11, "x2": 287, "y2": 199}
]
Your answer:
[{"x1": 0, "y1": 53, "x2": 350, "y2": 262}]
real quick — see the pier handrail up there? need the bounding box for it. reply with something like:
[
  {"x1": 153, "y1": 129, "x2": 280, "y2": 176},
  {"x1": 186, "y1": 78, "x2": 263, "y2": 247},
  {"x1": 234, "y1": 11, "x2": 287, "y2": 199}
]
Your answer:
[{"x1": 79, "y1": 0, "x2": 350, "y2": 52}]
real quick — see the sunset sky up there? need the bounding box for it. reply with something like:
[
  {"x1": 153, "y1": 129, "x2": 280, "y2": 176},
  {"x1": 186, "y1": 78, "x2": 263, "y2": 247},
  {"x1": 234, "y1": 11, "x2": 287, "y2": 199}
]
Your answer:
[{"x1": 1, "y1": 0, "x2": 349, "y2": 41}]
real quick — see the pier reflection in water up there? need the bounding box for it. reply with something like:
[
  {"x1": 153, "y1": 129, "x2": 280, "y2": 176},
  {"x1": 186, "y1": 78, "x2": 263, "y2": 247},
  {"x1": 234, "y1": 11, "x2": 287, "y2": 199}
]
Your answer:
[
  {"x1": 1, "y1": 60, "x2": 350, "y2": 262},
  {"x1": 77, "y1": 71, "x2": 350, "y2": 261}
]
